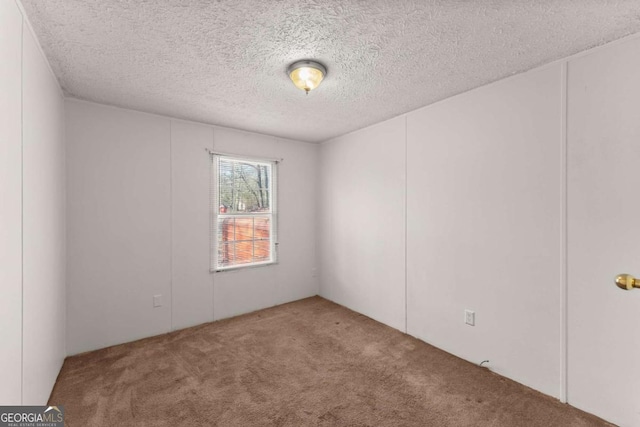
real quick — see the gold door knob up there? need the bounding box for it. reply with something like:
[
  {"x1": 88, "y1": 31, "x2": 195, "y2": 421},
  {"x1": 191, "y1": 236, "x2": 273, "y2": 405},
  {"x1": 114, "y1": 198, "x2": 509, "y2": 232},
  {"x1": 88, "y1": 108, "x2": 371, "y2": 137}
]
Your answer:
[{"x1": 615, "y1": 274, "x2": 640, "y2": 290}]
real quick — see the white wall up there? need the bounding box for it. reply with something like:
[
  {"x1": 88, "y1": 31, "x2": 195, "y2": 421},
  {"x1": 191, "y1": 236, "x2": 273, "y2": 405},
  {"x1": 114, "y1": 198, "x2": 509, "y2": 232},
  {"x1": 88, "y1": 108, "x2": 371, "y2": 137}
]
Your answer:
[
  {"x1": 320, "y1": 117, "x2": 406, "y2": 331},
  {"x1": 0, "y1": 0, "x2": 66, "y2": 405},
  {"x1": 22, "y1": 13, "x2": 66, "y2": 405},
  {"x1": 0, "y1": 0, "x2": 24, "y2": 405},
  {"x1": 66, "y1": 100, "x2": 320, "y2": 354},
  {"x1": 406, "y1": 65, "x2": 563, "y2": 397},
  {"x1": 171, "y1": 120, "x2": 213, "y2": 330},
  {"x1": 66, "y1": 103, "x2": 172, "y2": 355}
]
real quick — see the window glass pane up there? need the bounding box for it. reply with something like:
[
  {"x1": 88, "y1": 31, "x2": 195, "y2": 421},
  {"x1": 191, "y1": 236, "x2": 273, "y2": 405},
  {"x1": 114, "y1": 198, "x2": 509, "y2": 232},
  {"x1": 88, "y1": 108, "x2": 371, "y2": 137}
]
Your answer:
[
  {"x1": 218, "y1": 158, "x2": 272, "y2": 215},
  {"x1": 218, "y1": 158, "x2": 235, "y2": 213},
  {"x1": 234, "y1": 217, "x2": 254, "y2": 240},
  {"x1": 254, "y1": 240, "x2": 271, "y2": 261},
  {"x1": 218, "y1": 217, "x2": 235, "y2": 243},
  {"x1": 254, "y1": 216, "x2": 270, "y2": 240},
  {"x1": 218, "y1": 242, "x2": 235, "y2": 266},
  {"x1": 216, "y1": 216, "x2": 271, "y2": 267},
  {"x1": 235, "y1": 240, "x2": 254, "y2": 265}
]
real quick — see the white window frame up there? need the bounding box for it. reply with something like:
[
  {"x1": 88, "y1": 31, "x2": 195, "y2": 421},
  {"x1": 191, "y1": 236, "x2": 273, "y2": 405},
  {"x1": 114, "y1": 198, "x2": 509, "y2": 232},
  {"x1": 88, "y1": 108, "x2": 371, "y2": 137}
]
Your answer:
[{"x1": 211, "y1": 153, "x2": 278, "y2": 272}]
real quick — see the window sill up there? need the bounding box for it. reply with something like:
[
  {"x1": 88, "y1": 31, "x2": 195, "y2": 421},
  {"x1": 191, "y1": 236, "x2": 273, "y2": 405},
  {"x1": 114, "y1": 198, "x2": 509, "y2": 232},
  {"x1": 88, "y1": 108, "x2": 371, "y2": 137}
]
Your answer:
[{"x1": 211, "y1": 261, "x2": 278, "y2": 273}]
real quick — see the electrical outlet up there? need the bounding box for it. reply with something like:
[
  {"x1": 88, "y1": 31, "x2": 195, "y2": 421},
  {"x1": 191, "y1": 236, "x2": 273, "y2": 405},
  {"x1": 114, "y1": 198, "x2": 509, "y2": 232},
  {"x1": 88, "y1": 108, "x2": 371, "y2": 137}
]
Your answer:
[
  {"x1": 153, "y1": 294, "x2": 163, "y2": 308},
  {"x1": 464, "y1": 309, "x2": 475, "y2": 326},
  {"x1": 311, "y1": 268, "x2": 318, "y2": 277}
]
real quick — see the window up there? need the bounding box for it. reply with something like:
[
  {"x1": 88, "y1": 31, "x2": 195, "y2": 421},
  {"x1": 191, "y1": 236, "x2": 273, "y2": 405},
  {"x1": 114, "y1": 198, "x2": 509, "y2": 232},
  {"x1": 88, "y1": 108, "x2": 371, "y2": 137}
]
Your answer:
[{"x1": 212, "y1": 155, "x2": 277, "y2": 271}]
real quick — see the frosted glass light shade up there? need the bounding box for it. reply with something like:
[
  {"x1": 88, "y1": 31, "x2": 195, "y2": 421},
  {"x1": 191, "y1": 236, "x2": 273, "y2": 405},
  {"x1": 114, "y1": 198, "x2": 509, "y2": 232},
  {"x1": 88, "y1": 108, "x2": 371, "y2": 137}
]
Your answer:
[{"x1": 287, "y1": 60, "x2": 327, "y2": 94}]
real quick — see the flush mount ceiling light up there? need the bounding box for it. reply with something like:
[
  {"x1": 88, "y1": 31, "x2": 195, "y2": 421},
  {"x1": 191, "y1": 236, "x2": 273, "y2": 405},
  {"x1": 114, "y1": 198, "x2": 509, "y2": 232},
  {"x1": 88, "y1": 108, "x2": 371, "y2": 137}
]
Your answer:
[{"x1": 287, "y1": 60, "x2": 327, "y2": 95}]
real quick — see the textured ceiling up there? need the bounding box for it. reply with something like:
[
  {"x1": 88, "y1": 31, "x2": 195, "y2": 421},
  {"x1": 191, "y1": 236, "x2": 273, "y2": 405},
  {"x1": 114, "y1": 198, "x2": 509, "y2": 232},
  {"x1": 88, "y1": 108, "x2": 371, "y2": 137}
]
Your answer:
[{"x1": 20, "y1": 0, "x2": 640, "y2": 143}]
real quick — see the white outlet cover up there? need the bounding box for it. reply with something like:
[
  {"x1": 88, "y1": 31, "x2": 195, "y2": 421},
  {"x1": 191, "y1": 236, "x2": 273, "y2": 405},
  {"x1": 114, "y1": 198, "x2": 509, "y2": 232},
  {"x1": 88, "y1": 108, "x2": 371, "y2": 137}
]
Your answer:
[
  {"x1": 153, "y1": 294, "x2": 163, "y2": 308},
  {"x1": 465, "y1": 310, "x2": 475, "y2": 326}
]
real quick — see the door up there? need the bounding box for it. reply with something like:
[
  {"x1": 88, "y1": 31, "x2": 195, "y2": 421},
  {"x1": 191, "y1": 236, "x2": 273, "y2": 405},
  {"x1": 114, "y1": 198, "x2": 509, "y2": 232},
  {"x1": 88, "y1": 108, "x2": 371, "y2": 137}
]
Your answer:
[{"x1": 567, "y1": 36, "x2": 640, "y2": 427}]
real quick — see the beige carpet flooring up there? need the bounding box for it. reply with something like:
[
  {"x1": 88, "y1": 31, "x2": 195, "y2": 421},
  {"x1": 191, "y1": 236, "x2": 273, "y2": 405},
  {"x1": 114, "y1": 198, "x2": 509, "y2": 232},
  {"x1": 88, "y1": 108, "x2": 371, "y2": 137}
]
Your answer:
[{"x1": 49, "y1": 296, "x2": 611, "y2": 426}]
